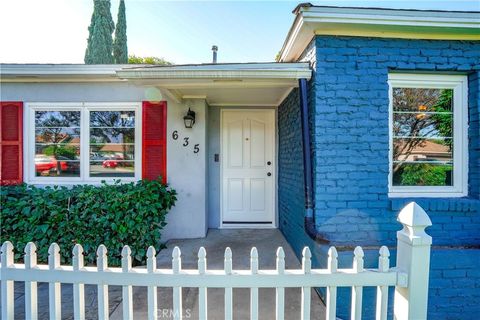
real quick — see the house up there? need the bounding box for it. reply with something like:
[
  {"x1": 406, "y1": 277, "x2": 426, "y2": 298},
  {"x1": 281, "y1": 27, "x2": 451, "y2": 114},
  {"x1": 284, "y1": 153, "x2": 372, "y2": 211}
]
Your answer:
[{"x1": 1, "y1": 4, "x2": 479, "y2": 319}]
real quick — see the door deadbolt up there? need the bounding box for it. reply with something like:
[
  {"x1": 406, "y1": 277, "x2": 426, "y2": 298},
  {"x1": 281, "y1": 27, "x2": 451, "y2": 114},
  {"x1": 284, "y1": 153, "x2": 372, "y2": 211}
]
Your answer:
[
  {"x1": 267, "y1": 161, "x2": 272, "y2": 165},
  {"x1": 267, "y1": 172, "x2": 272, "y2": 177}
]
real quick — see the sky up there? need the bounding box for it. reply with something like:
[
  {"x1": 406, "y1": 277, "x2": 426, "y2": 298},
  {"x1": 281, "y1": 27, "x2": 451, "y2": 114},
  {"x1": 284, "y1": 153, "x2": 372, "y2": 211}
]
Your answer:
[{"x1": 0, "y1": 0, "x2": 478, "y2": 65}]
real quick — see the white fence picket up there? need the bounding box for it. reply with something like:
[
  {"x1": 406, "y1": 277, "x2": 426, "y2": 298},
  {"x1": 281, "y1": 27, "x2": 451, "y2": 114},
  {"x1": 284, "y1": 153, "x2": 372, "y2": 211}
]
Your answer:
[
  {"x1": 147, "y1": 246, "x2": 158, "y2": 320},
  {"x1": 326, "y1": 246, "x2": 338, "y2": 320},
  {"x1": 224, "y1": 247, "x2": 233, "y2": 320},
  {"x1": 172, "y1": 246, "x2": 183, "y2": 320},
  {"x1": 250, "y1": 247, "x2": 259, "y2": 320},
  {"x1": 121, "y1": 246, "x2": 133, "y2": 320},
  {"x1": 351, "y1": 246, "x2": 364, "y2": 320},
  {"x1": 301, "y1": 247, "x2": 312, "y2": 320},
  {"x1": 25, "y1": 242, "x2": 38, "y2": 320},
  {"x1": 376, "y1": 246, "x2": 390, "y2": 320},
  {"x1": 198, "y1": 247, "x2": 208, "y2": 320},
  {"x1": 97, "y1": 245, "x2": 109, "y2": 320},
  {"x1": 0, "y1": 203, "x2": 433, "y2": 320},
  {"x1": 1, "y1": 241, "x2": 14, "y2": 320},
  {"x1": 48, "y1": 243, "x2": 61, "y2": 320},
  {"x1": 276, "y1": 247, "x2": 285, "y2": 320},
  {"x1": 72, "y1": 244, "x2": 86, "y2": 320}
]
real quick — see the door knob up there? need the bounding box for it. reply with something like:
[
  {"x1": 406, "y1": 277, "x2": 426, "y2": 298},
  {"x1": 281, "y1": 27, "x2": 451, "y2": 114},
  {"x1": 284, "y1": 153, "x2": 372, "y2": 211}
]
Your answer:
[
  {"x1": 267, "y1": 161, "x2": 272, "y2": 165},
  {"x1": 267, "y1": 172, "x2": 272, "y2": 177}
]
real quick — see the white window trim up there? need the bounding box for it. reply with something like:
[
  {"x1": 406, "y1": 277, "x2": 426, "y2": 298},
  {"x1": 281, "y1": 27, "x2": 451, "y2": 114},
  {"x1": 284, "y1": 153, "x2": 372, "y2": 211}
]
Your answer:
[
  {"x1": 24, "y1": 102, "x2": 142, "y2": 185},
  {"x1": 388, "y1": 73, "x2": 468, "y2": 198}
]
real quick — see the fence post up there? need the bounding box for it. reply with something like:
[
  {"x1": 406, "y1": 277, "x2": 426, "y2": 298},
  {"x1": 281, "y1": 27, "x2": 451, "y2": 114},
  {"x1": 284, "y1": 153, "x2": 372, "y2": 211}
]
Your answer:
[
  {"x1": 394, "y1": 202, "x2": 432, "y2": 320},
  {"x1": 1, "y1": 241, "x2": 14, "y2": 320}
]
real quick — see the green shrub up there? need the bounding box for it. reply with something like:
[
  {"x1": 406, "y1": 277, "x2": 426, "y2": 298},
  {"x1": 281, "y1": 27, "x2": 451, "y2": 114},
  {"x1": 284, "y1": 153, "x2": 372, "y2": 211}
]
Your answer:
[
  {"x1": 0, "y1": 179, "x2": 176, "y2": 267},
  {"x1": 396, "y1": 163, "x2": 452, "y2": 186}
]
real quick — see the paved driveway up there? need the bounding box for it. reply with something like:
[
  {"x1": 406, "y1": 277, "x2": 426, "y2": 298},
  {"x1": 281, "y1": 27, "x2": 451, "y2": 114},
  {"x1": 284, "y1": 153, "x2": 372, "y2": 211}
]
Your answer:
[{"x1": 6, "y1": 229, "x2": 326, "y2": 319}]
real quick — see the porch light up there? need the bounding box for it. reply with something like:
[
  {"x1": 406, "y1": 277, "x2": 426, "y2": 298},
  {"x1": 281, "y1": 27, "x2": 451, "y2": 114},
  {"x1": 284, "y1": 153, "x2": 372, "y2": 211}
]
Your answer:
[{"x1": 183, "y1": 108, "x2": 196, "y2": 128}]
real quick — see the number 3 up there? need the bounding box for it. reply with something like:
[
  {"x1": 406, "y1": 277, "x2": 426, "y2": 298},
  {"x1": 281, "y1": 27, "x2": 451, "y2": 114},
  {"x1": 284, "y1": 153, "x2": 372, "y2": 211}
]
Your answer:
[{"x1": 183, "y1": 137, "x2": 189, "y2": 147}]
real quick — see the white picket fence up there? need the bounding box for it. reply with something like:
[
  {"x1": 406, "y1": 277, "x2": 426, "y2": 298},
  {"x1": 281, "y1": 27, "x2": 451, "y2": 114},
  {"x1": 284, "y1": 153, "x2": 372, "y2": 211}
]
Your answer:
[{"x1": 0, "y1": 202, "x2": 432, "y2": 320}]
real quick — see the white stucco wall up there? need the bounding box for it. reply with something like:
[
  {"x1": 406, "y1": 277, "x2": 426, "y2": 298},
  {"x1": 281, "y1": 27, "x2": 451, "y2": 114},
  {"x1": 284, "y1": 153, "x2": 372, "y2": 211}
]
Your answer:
[{"x1": 1, "y1": 82, "x2": 209, "y2": 241}]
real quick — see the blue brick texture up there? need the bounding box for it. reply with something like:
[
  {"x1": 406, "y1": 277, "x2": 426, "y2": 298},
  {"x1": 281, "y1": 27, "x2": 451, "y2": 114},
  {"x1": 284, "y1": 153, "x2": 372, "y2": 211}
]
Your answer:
[{"x1": 278, "y1": 35, "x2": 480, "y2": 319}]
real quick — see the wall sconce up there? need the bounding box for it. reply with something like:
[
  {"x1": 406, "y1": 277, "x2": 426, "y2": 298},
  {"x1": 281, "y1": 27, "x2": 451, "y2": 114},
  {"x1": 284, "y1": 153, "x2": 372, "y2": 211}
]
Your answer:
[{"x1": 183, "y1": 108, "x2": 196, "y2": 128}]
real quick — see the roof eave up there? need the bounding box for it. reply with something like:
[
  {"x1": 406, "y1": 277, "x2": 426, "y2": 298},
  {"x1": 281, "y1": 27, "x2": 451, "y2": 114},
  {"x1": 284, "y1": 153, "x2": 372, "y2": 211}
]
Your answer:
[
  {"x1": 0, "y1": 64, "x2": 143, "y2": 83},
  {"x1": 0, "y1": 63, "x2": 312, "y2": 82},
  {"x1": 279, "y1": 6, "x2": 480, "y2": 62},
  {"x1": 116, "y1": 69, "x2": 312, "y2": 81}
]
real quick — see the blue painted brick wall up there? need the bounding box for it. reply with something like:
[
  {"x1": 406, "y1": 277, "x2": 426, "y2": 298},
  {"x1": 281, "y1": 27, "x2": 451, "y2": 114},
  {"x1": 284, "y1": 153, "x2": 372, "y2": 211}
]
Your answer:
[
  {"x1": 278, "y1": 35, "x2": 480, "y2": 319},
  {"x1": 278, "y1": 86, "x2": 319, "y2": 256},
  {"x1": 278, "y1": 87, "x2": 308, "y2": 252},
  {"x1": 311, "y1": 36, "x2": 480, "y2": 247}
]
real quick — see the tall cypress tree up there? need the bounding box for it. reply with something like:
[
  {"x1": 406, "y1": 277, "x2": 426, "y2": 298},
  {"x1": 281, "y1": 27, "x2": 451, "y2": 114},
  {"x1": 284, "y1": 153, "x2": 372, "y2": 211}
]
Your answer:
[
  {"x1": 84, "y1": 0, "x2": 115, "y2": 64},
  {"x1": 113, "y1": 0, "x2": 128, "y2": 64}
]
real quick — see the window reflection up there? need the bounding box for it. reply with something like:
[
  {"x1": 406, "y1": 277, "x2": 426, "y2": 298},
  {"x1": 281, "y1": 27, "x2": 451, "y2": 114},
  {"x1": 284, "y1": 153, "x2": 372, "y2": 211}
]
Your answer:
[
  {"x1": 392, "y1": 88, "x2": 453, "y2": 186},
  {"x1": 89, "y1": 111, "x2": 135, "y2": 177},
  {"x1": 34, "y1": 111, "x2": 80, "y2": 177}
]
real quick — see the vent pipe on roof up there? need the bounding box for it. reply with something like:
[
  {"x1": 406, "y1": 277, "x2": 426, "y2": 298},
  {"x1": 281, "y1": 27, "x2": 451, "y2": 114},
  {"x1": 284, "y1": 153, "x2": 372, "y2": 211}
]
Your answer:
[{"x1": 212, "y1": 45, "x2": 218, "y2": 64}]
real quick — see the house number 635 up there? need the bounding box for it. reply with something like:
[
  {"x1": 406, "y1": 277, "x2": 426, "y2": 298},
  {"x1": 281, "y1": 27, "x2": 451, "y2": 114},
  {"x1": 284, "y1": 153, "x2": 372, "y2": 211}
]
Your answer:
[{"x1": 171, "y1": 130, "x2": 200, "y2": 154}]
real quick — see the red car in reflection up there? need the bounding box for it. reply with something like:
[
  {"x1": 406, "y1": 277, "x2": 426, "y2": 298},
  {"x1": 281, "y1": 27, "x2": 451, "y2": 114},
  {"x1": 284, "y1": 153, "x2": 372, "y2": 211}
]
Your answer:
[
  {"x1": 35, "y1": 155, "x2": 68, "y2": 173},
  {"x1": 102, "y1": 159, "x2": 118, "y2": 168}
]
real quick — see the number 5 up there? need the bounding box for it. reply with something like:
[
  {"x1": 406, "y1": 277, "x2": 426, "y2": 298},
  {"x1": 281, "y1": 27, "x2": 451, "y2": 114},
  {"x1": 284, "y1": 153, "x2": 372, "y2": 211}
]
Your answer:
[{"x1": 194, "y1": 144, "x2": 200, "y2": 153}]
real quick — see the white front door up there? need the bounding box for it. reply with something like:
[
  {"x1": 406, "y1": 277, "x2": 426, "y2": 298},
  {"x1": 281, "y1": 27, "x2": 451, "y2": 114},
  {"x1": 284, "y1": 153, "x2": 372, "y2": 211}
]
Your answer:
[{"x1": 221, "y1": 110, "x2": 275, "y2": 225}]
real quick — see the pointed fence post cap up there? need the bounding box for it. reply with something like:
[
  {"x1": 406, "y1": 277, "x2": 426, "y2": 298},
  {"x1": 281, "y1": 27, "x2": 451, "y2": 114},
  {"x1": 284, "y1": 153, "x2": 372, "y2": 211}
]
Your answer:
[
  {"x1": 328, "y1": 246, "x2": 338, "y2": 259},
  {"x1": 1, "y1": 241, "x2": 14, "y2": 266},
  {"x1": 198, "y1": 247, "x2": 207, "y2": 258},
  {"x1": 48, "y1": 243, "x2": 60, "y2": 256},
  {"x1": 302, "y1": 247, "x2": 312, "y2": 259},
  {"x1": 1, "y1": 241, "x2": 14, "y2": 255},
  {"x1": 397, "y1": 202, "x2": 432, "y2": 228},
  {"x1": 97, "y1": 244, "x2": 108, "y2": 257},
  {"x1": 25, "y1": 242, "x2": 37, "y2": 255},
  {"x1": 250, "y1": 247, "x2": 258, "y2": 258},
  {"x1": 147, "y1": 246, "x2": 156, "y2": 259},
  {"x1": 172, "y1": 246, "x2": 181, "y2": 259},
  {"x1": 121, "y1": 245, "x2": 132, "y2": 257}
]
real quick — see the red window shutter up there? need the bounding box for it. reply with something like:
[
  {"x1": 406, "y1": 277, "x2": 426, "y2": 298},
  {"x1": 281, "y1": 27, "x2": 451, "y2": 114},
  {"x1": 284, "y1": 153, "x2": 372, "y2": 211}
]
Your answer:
[
  {"x1": 0, "y1": 102, "x2": 23, "y2": 185},
  {"x1": 142, "y1": 101, "x2": 167, "y2": 183}
]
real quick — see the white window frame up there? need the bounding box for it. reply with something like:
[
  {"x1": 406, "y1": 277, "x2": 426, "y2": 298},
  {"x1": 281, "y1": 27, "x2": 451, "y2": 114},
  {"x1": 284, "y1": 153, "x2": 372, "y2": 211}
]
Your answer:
[
  {"x1": 388, "y1": 73, "x2": 468, "y2": 198},
  {"x1": 25, "y1": 102, "x2": 142, "y2": 185}
]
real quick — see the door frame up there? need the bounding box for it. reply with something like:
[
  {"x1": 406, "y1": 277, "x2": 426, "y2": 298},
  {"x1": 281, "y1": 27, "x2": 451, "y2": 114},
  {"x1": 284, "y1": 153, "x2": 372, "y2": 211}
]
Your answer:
[{"x1": 220, "y1": 108, "x2": 277, "y2": 229}]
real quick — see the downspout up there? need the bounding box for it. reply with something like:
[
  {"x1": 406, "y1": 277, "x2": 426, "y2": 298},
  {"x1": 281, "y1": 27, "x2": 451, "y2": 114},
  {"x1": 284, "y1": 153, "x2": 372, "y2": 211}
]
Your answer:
[{"x1": 298, "y1": 78, "x2": 329, "y2": 244}]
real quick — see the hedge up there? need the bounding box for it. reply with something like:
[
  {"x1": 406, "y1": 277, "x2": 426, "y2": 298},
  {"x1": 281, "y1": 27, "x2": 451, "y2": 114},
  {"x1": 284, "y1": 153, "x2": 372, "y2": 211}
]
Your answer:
[{"x1": 0, "y1": 179, "x2": 176, "y2": 266}]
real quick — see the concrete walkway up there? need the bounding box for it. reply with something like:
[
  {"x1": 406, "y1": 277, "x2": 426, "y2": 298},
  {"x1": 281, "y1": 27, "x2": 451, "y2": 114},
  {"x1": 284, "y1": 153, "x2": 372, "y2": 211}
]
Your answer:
[{"x1": 7, "y1": 229, "x2": 326, "y2": 319}]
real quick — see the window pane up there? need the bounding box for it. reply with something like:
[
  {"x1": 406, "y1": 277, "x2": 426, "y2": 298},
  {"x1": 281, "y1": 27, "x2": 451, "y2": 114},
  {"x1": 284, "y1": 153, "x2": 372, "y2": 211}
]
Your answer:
[
  {"x1": 392, "y1": 87, "x2": 454, "y2": 187},
  {"x1": 35, "y1": 128, "x2": 80, "y2": 143},
  {"x1": 392, "y1": 162, "x2": 453, "y2": 186},
  {"x1": 393, "y1": 113, "x2": 453, "y2": 139},
  {"x1": 89, "y1": 110, "x2": 136, "y2": 178},
  {"x1": 35, "y1": 111, "x2": 80, "y2": 127},
  {"x1": 34, "y1": 111, "x2": 81, "y2": 177},
  {"x1": 392, "y1": 88, "x2": 453, "y2": 112},
  {"x1": 90, "y1": 128, "x2": 135, "y2": 144},
  {"x1": 89, "y1": 161, "x2": 135, "y2": 177},
  {"x1": 36, "y1": 145, "x2": 80, "y2": 160},
  {"x1": 90, "y1": 111, "x2": 135, "y2": 127},
  {"x1": 393, "y1": 138, "x2": 453, "y2": 163},
  {"x1": 90, "y1": 145, "x2": 135, "y2": 161}
]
